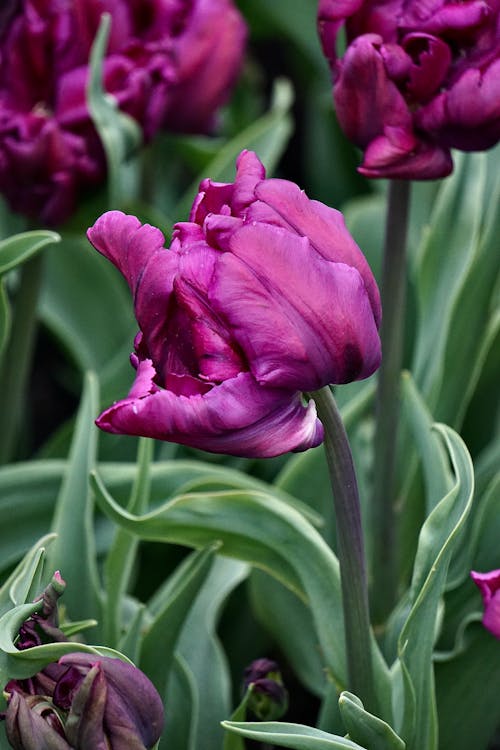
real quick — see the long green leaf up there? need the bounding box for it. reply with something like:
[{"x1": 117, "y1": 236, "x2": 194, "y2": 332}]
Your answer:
[
  {"x1": 87, "y1": 13, "x2": 142, "y2": 207},
  {"x1": 91, "y1": 472, "x2": 393, "y2": 720},
  {"x1": 395, "y1": 425, "x2": 474, "y2": 750},
  {"x1": 47, "y1": 373, "x2": 102, "y2": 629},
  {"x1": 221, "y1": 721, "x2": 367, "y2": 749},
  {"x1": 0, "y1": 231, "x2": 60, "y2": 276},
  {"x1": 140, "y1": 546, "x2": 216, "y2": 695}
]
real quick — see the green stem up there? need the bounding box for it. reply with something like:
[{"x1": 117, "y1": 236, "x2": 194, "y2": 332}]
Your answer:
[
  {"x1": 0, "y1": 251, "x2": 44, "y2": 463},
  {"x1": 312, "y1": 386, "x2": 377, "y2": 712},
  {"x1": 370, "y1": 180, "x2": 411, "y2": 625}
]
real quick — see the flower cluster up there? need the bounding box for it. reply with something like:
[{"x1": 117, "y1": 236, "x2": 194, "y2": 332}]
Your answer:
[
  {"x1": 0, "y1": 0, "x2": 246, "y2": 224},
  {"x1": 87, "y1": 150, "x2": 381, "y2": 458},
  {"x1": 318, "y1": 0, "x2": 500, "y2": 178}
]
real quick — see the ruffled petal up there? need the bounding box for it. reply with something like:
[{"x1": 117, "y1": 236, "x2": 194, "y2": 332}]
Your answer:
[
  {"x1": 254, "y1": 178, "x2": 381, "y2": 324},
  {"x1": 86, "y1": 211, "x2": 167, "y2": 298},
  {"x1": 96, "y1": 360, "x2": 323, "y2": 458},
  {"x1": 333, "y1": 34, "x2": 413, "y2": 147},
  {"x1": 359, "y1": 125, "x2": 453, "y2": 178},
  {"x1": 210, "y1": 223, "x2": 381, "y2": 391}
]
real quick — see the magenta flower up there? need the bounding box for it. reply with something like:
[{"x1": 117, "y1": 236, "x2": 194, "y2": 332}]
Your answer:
[
  {"x1": 318, "y1": 0, "x2": 500, "y2": 179},
  {"x1": 471, "y1": 569, "x2": 500, "y2": 639},
  {"x1": 3, "y1": 653, "x2": 165, "y2": 749},
  {"x1": 87, "y1": 150, "x2": 381, "y2": 458},
  {"x1": 0, "y1": 0, "x2": 246, "y2": 225}
]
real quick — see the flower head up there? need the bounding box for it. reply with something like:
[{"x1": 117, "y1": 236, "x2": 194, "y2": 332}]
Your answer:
[
  {"x1": 87, "y1": 150, "x2": 381, "y2": 458},
  {"x1": 0, "y1": 0, "x2": 246, "y2": 224},
  {"x1": 3, "y1": 654, "x2": 164, "y2": 749},
  {"x1": 318, "y1": 0, "x2": 500, "y2": 178},
  {"x1": 471, "y1": 569, "x2": 500, "y2": 639}
]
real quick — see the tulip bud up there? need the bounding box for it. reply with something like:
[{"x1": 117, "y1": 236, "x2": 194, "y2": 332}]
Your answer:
[
  {"x1": 2, "y1": 655, "x2": 164, "y2": 750},
  {"x1": 243, "y1": 658, "x2": 289, "y2": 721},
  {"x1": 3, "y1": 691, "x2": 70, "y2": 750}
]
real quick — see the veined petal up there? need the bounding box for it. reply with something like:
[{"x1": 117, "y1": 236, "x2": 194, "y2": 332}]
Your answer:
[
  {"x1": 254, "y1": 179, "x2": 381, "y2": 323},
  {"x1": 86, "y1": 211, "x2": 167, "y2": 299},
  {"x1": 210, "y1": 223, "x2": 381, "y2": 391},
  {"x1": 96, "y1": 362, "x2": 323, "y2": 458}
]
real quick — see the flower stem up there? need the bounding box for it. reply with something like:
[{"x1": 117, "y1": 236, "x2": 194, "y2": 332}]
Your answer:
[
  {"x1": 0, "y1": 251, "x2": 44, "y2": 463},
  {"x1": 312, "y1": 386, "x2": 376, "y2": 712},
  {"x1": 370, "y1": 179, "x2": 411, "y2": 625}
]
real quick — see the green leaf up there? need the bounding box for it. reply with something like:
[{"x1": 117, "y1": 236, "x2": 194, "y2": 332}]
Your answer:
[
  {"x1": 0, "y1": 231, "x2": 60, "y2": 276},
  {"x1": 91, "y1": 472, "x2": 393, "y2": 720},
  {"x1": 338, "y1": 692, "x2": 405, "y2": 750},
  {"x1": 47, "y1": 373, "x2": 102, "y2": 629},
  {"x1": 396, "y1": 425, "x2": 474, "y2": 750},
  {"x1": 39, "y1": 235, "x2": 136, "y2": 402},
  {"x1": 0, "y1": 599, "x2": 129, "y2": 683},
  {"x1": 176, "y1": 557, "x2": 249, "y2": 750},
  {"x1": 174, "y1": 78, "x2": 294, "y2": 219},
  {"x1": 87, "y1": 13, "x2": 142, "y2": 206},
  {"x1": 104, "y1": 438, "x2": 153, "y2": 647},
  {"x1": 401, "y1": 372, "x2": 454, "y2": 515},
  {"x1": 413, "y1": 145, "x2": 500, "y2": 427},
  {"x1": 139, "y1": 545, "x2": 216, "y2": 696},
  {"x1": 249, "y1": 569, "x2": 326, "y2": 698},
  {"x1": 221, "y1": 721, "x2": 367, "y2": 749},
  {"x1": 0, "y1": 534, "x2": 56, "y2": 617},
  {"x1": 164, "y1": 654, "x2": 198, "y2": 750},
  {"x1": 223, "y1": 691, "x2": 252, "y2": 750}
]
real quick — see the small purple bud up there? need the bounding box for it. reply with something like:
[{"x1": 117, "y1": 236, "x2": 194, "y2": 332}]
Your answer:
[{"x1": 243, "y1": 658, "x2": 289, "y2": 721}]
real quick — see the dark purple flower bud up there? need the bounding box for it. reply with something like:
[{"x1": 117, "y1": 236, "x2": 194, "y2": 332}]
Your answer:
[
  {"x1": 0, "y1": 0, "x2": 246, "y2": 224},
  {"x1": 3, "y1": 692, "x2": 70, "y2": 750},
  {"x1": 318, "y1": 0, "x2": 500, "y2": 178},
  {"x1": 242, "y1": 658, "x2": 288, "y2": 721},
  {"x1": 87, "y1": 150, "x2": 381, "y2": 458},
  {"x1": 2, "y1": 654, "x2": 164, "y2": 750},
  {"x1": 471, "y1": 569, "x2": 500, "y2": 639}
]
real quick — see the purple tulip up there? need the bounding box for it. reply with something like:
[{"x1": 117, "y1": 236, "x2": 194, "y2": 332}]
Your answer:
[
  {"x1": 87, "y1": 150, "x2": 381, "y2": 458},
  {"x1": 0, "y1": 0, "x2": 246, "y2": 225},
  {"x1": 471, "y1": 569, "x2": 500, "y2": 639},
  {"x1": 3, "y1": 654, "x2": 165, "y2": 749},
  {"x1": 318, "y1": 0, "x2": 500, "y2": 179}
]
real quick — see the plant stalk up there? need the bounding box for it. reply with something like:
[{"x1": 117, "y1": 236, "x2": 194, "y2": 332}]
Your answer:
[
  {"x1": 370, "y1": 179, "x2": 411, "y2": 625},
  {"x1": 0, "y1": 251, "x2": 44, "y2": 463},
  {"x1": 312, "y1": 386, "x2": 377, "y2": 712}
]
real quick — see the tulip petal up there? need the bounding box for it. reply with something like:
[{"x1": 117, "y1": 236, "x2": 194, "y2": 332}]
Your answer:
[
  {"x1": 471, "y1": 569, "x2": 500, "y2": 639},
  {"x1": 59, "y1": 654, "x2": 164, "y2": 749},
  {"x1": 96, "y1": 360, "x2": 323, "y2": 458},
  {"x1": 209, "y1": 223, "x2": 380, "y2": 391},
  {"x1": 253, "y1": 178, "x2": 381, "y2": 323}
]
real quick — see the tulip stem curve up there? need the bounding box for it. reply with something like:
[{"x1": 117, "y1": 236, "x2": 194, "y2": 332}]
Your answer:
[
  {"x1": 312, "y1": 386, "x2": 376, "y2": 713},
  {"x1": 370, "y1": 179, "x2": 411, "y2": 625},
  {"x1": 0, "y1": 251, "x2": 44, "y2": 463}
]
